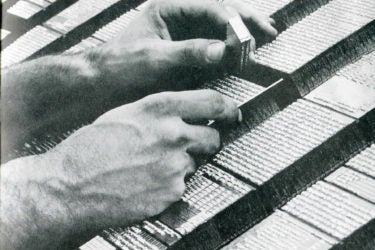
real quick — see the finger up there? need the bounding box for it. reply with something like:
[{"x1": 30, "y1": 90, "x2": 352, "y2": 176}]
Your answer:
[
  {"x1": 163, "y1": 38, "x2": 227, "y2": 66},
  {"x1": 172, "y1": 151, "x2": 197, "y2": 176},
  {"x1": 157, "y1": 0, "x2": 235, "y2": 29},
  {"x1": 159, "y1": 89, "x2": 240, "y2": 123},
  {"x1": 184, "y1": 153, "x2": 197, "y2": 176},
  {"x1": 185, "y1": 125, "x2": 221, "y2": 156},
  {"x1": 164, "y1": 151, "x2": 196, "y2": 178},
  {"x1": 152, "y1": 1, "x2": 255, "y2": 68},
  {"x1": 156, "y1": 0, "x2": 253, "y2": 42},
  {"x1": 269, "y1": 17, "x2": 276, "y2": 26},
  {"x1": 223, "y1": 0, "x2": 278, "y2": 37},
  {"x1": 172, "y1": 179, "x2": 187, "y2": 199}
]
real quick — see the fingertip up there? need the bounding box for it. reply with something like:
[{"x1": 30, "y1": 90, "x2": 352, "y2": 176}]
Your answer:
[
  {"x1": 253, "y1": 16, "x2": 277, "y2": 38},
  {"x1": 222, "y1": 95, "x2": 241, "y2": 123},
  {"x1": 268, "y1": 25, "x2": 278, "y2": 37},
  {"x1": 261, "y1": 21, "x2": 277, "y2": 37},
  {"x1": 237, "y1": 109, "x2": 243, "y2": 123},
  {"x1": 269, "y1": 17, "x2": 276, "y2": 25},
  {"x1": 267, "y1": 18, "x2": 278, "y2": 36}
]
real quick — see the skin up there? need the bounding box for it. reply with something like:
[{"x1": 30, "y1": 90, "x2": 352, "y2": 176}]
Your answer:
[
  {"x1": 1, "y1": 90, "x2": 239, "y2": 249},
  {"x1": 1, "y1": 0, "x2": 276, "y2": 249},
  {"x1": 2, "y1": 0, "x2": 276, "y2": 162}
]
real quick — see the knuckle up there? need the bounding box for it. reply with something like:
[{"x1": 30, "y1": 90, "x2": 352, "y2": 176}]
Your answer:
[
  {"x1": 139, "y1": 46, "x2": 156, "y2": 66},
  {"x1": 182, "y1": 153, "x2": 196, "y2": 175},
  {"x1": 181, "y1": 152, "x2": 194, "y2": 168},
  {"x1": 164, "y1": 163, "x2": 178, "y2": 177},
  {"x1": 182, "y1": 40, "x2": 197, "y2": 62},
  {"x1": 172, "y1": 181, "x2": 186, "y2": 199},
  {"x1": 153, "y1": 0, "x2": 167, "y2": 7},
  {"x1": 139, "y1": 94, "x2": 159, "y2": 113},
  {"x1": 148, "y1": 0, "x2": 158, "y2": 9},
  {"x1": 174, "y1": 153, "x2": 193, "y2": 175},
  {"x1": 206, "y1": 90, "x2": 226, "y2": 115},
  {"x1": 131, "y1": 41, "x2": 151, "y2": 58},
  {"x1": 183, "y1": 39, "x2": 208, "y2": 63},
  {"x1": 204, "y1": 89, "x2": 239, "y2": 122},
  {"x1": 147, "y1": 0, "x2": 163, "y2": 13},
  {"x1": 165, "y1": 152, "x2": 189, "y2": 176},
  {"x1": 159, "y1": 92, "x2": 176, "y2": 108},
  {"x1": 140, "y1": 92, "x2": 172, "y2": 114},
  {"x1": 134, "y1": 43, "x2": 163, "y2": 72},
  {"x1": 175, "y1": 183, "x2": 186, "y2": 199},
  {"x1": 167, "y1": 123, "x2": 188, "y2": 145}
]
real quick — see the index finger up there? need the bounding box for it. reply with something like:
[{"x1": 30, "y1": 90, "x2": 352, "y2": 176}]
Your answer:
[
  {"x1": 156, "y1": 0, "x2": 234, "y2": 28},
  {"x1": 223, "y1": 0, "x2": 278, "y2": 37},
  {"x1": 161, "y1": 89, "x2": 241, "y2": 123}
]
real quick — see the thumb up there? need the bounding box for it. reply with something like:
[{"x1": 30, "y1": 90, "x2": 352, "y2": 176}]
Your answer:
[{"x1": 166, "y1": 39, "x2": 226, "y2": 67}]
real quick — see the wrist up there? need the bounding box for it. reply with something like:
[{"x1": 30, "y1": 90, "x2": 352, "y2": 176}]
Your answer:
[{"x1": 1, "y1": 154, "x2": 88, "y2": 249}]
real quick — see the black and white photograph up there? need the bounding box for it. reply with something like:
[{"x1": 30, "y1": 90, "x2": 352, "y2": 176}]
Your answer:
[{"x1": 1, "y1": 0, "x2": 375, "y2": 249}]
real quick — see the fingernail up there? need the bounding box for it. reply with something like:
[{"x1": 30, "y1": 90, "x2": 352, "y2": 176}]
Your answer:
[
  {"x1": 207, "y1": 42, "x2": 225, "y2": 63},
  {"x1": 270, "y1": 26, "x2": 278, "y2": 36},
  {"x1": 238, "y1": 109, "x2": 243, "y2": 123},
  {"x1": 268, "y1": 20, "x2": 278, "y2": 36}
]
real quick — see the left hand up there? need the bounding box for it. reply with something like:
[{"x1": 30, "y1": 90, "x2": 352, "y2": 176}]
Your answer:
[{"x1": 90, "y1": 0, "x2": 278, "y2": 93}]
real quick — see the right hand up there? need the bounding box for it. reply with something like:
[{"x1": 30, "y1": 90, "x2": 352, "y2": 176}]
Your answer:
[
  {"x1": 0, "y1": 90, "x2": 240, "y2": 249},
  {"x1": 46, "y1": 89, "x2": 240, "y2": 229}
]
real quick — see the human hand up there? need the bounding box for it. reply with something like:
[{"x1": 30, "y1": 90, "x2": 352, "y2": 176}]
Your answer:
[
  {"x1": 89, "y1": 0, "x2": 277, "y2": 99},
  {"x1": 54, "y1": 90, "x2": 239, "y2": 222},
  {"x1": 119, "y1": 0, "x2": 277, "y2": 42},
  {"x1": 1, "y1": 0, "x2": 276, "y2": 160},
  {"x1": 0, "y1": 90, "x2": 240, "y2": 249}
]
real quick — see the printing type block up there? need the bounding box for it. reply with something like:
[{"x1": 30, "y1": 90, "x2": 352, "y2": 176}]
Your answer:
[{"x1": 226, "y1": 16, "x2": 252, "y2": 73}]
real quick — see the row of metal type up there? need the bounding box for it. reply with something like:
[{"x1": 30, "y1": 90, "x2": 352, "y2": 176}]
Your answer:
[
  {"x1": 3, "y1": 0, "x2": 305, "y2": 163},
  {"x1": 1, "y1": 0, "x2": 144, "y2": 68},
  {"x1": 251, "y1": 0, "x2": 375, "y2": 95},
  {"x1": 80, "y1": 76, "x2": 375, "y2": 249},
  {"x1": 223, "y1": 144, "x2": 375, "y2": 249},
  {"x1": 80, "y1": 2, "x2": 375, "y2": 247},
  {"x1": 2, "y1": 0, "x2": 374, "y2": 249}
]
